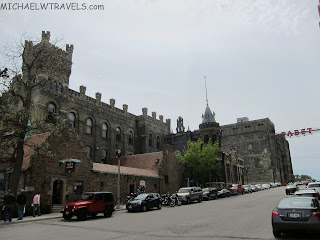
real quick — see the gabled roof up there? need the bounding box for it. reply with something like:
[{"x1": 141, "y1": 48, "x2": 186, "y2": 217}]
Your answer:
[{"x1": 22, "y1": 132, "x2": 51, "y2": 170}]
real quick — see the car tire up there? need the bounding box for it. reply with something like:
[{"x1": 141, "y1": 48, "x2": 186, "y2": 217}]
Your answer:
[
  {"x1": 157, "y1": 202, "x2": 162, "y2": 209},
  {"x1": 187, "y1": 198, "x2": 191, "y2": 204},
  {"x1": 242, "y1": 191, "x2": 244, "y2": 195},
  {"x1": 63, "y1": 212, "x2": 72, "y2": 220},
  {"x1": 104, "y1": 207, "x2": 113, "y2": 218},
  {"x1": 272, "y1": 229, "x2": 281, "y2": 238},
  {"x1": 142, "y1": 205, "x2": 147, "y2": 212},
  {"x1": 198, "y1": 196, "x2": 202, "y2": 203},
  {"x1": 77, "y1": 209, "x2": 87, "y2": 221}
]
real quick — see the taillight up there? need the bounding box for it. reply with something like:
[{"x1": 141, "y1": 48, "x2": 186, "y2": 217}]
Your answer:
[
  {"x1": 272, "y1": 209, "x2": 279, "y2": 216},
  {"x1": 311, "y1": 211, "x2": 320, "y2": 217}
]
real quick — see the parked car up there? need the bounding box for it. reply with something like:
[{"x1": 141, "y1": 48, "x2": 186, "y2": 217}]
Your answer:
[
  {"x1": 230, "y1": 184, "x2": 245, "y2": 195},
  {"x1": 126, "y1": 193, "x2": 162, "y2": 212},
  {"x1": 202, "y1": 187, "x2": 218, "y2": 200},
  {"x1": 62, "y1": 192, "x2": 114, "y2": 221},
  {"x1": 176, "y1": 187, "x2": 203, "y2": 204},
  {"x1": 294, "y1": 189, "x2": 320, "y2": 200},
  {"x1": 272, "y1": 197, "x2": 320, "y2": 237},
  {"x1": 286, "y1": 183, "x2": 298, "y2": 195},
  {"x1": 255, "y1": 184, "x2": 263, "y2": 191},
  {"x1": 217, "y1": 189, "x2": 231, "y2": 198},
  {"x1": 242, "y1": 185, "x2": 252, "y2": 193},
  {"x1": 250, "y1": 185, "x2": 258, "y2": 192},
  {"x1": 307, "y1": 182, "x2": 320, "y2": 193},
  {"x1": 262, "y1": 183, "x2": 271, "y2": 189}
]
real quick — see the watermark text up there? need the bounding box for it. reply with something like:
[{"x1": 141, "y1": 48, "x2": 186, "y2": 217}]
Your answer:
[{"x1": 0, "y1": 2, "x2": 104, "y2": 11}]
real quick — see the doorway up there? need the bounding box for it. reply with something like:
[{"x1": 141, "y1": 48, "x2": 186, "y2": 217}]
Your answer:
[{"x1": 52, "y1": 180, "x2": 63, "y2": 204}]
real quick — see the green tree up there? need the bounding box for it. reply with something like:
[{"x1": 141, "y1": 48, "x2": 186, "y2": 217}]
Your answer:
[
  {"x1": 176, "y1": 139, "x2": 221, "y2": 186},
  {"x1": 0, "y1": 35, "x2": 61, "y2": 197}
]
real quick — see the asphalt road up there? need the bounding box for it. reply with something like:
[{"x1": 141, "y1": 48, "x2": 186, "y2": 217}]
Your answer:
[{"x1": 1, "y1": 186, "x2": 318, "y2": 240}]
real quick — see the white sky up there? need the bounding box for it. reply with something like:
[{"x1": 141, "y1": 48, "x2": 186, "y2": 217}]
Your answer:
[{"x1": 1, "y1": 0, "x2": 320, "y2": 179}]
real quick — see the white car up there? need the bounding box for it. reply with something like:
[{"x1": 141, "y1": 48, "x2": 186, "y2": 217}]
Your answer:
[{"x1": 307, "y1": 182, "x2": 320, "y2": 193}]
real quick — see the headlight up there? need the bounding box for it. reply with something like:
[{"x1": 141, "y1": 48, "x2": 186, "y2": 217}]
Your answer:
[{"x1": 137, "y1": 200, "x2": 142, "y2": 205}]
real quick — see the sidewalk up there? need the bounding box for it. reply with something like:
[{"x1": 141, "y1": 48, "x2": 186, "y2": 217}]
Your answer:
[{"x1": 0, "y1": 206, "x2": 126, "y2": 225}]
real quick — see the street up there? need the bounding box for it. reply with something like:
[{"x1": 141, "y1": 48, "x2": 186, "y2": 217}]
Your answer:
[{"x1": 1, "y1": 186, "x2": 319, "y2": 240}]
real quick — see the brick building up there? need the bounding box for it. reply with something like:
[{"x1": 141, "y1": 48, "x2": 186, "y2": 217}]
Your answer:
[{"x1": 0, "y1": 124, "x2": 182, "y2": 207}]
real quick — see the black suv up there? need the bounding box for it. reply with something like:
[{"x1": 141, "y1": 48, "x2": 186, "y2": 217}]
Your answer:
[
  {"x1": 126, "y1": 193, "x2": 162, "y2": 212},
  {"x1": 62, "y1": 192, "x2": 115, "y2": 220}
]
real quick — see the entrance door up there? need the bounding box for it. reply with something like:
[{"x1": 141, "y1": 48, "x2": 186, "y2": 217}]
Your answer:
[{"x1": 52, "y1": 180, "x2": 63, "y2": 204}]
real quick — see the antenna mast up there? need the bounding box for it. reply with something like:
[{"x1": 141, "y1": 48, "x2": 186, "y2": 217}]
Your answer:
[{"x1": 205, "y1": 76, "x2": 208, "y2": 106}]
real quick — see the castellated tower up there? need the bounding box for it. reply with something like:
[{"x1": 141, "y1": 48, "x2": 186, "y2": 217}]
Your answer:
[{"x1": 23, "y1": 31, "x2": 73, "y2": 88}]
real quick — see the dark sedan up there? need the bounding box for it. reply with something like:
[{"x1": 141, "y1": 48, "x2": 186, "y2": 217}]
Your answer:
[
  {"x1": 217, "y1": 189, "x2": 230, "y2": 198},
  {"x1": 202, "y1": 187, "x2": 218, "y2": 200},
  {"x1": 126, "y1": 193, "x2": 162, "y2": 212},
  {"x1": 272, "y1": 197, "x2": 320, "y2": 237}
]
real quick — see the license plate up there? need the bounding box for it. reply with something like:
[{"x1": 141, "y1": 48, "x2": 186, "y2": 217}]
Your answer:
[
  {"x1": 288, "y1": 212, "x2": 301, "y2": 218},
  {"x1": 65, "y1": 211, "x2": 69, "y2": 215}
]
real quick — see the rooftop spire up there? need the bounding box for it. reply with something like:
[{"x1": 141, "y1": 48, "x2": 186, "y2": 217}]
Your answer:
[{"x1": 202, "y1": 76, "x2": 216, "y2": 123}]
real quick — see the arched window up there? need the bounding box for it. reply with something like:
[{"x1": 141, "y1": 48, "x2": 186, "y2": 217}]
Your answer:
[
  {"x1": 116, "y1": 127, "x2": 121, "y2": 141},
  {"x1": 128, "y1": 131, "x2": 133, "y2": 145},
  {"x1": 68, "y1": 112, "x2": 76, "y2": 128},
  {"x1": 204, "y1": 135, "x2": 209, "y2": 144},
  {"x1": 102, "y1": 123, "x2": 108, "y2": 138},
  {"x1": 57, "y1": 83, "x2": 62, "y2": 93},
  {"x1": 85, "y1": 146, "x2": 91, "y2": 158},
  {"x1": 101, "y1": 149, "x2": 107, "y2": 163},
  {"x1": 48, "y1": 103, "x2": 56, "y2": 113},
  {"x1": 149, "y1": 133, "x2": 153, "y2": 147},
  {"x1": 86, "y1": 118, "x2": 93, "y2": 134},
  {"x1": 157, "y1": 136, "x2": 161, "y2": 148}
]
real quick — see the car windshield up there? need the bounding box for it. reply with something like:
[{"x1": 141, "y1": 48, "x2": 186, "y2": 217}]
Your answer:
[
  {"x1": 308, "y1": 184, "x2": 320, "y2": 188},
  {"x1": 202, "y1": 188, "x2": 209, "y2": 192},
  {"x1": 81, "y1": 193, "x2": 94, "y2": 200},
  {"x1": 178, "y1": 189, "x2": 190, "y2": 193},
  {"x1": 277, "y1": 198, "x2": 316, "y2": 209},
  {"x1": 243, "y1": 185, "x2": 249, "y2": 188},
  {"x1": 134, "y1": 194, "x2": 148, "y2": 200}
]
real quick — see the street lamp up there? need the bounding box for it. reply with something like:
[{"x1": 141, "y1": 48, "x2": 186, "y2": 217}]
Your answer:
[{"x1": 116, "y1": 148, "x2": 121, "y2": 209}]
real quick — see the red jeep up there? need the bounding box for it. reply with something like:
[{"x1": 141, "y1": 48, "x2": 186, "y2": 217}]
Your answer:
[{"x1": 62, "y1": 192, "x2": 114, "y2": 220}]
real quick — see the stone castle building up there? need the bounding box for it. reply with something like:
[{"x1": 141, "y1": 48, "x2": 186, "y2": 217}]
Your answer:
[{"x1": 0, "y1": 31, "x2": 293, "y2": 206}]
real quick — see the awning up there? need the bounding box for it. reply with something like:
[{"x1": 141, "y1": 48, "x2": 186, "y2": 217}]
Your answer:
[{"x1": 59, "y1": 159, "x2": 81, "y2": 163}]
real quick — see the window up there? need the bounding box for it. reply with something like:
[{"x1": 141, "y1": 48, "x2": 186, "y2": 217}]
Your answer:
[
  {"x1": 149, "y1": 133, "x2": 153, "y2": 147},
  {"x1": 86, "y1": 118, "x2": 93, "y2": 134},
  {"x1": 101, "y1": 149, "x2": 107, "y2": 163},
  {"x1": 165, "y1": 175, "x2": 169, "y2": 184},
  {"x1": 68, "y1": 112, "x2": 76, "y2": 128},
  {"x1": 128, "y1": 131, "x2": 133, "y2": 145},
  {"x1": 102, "y1": 123, "x2": 108, "y2": 138},
  {"x1": 116, "y1": 127, "x2": 121, "y2": 141},
  {"x1": 48, "y1": 103, "x2": 56, "y2": 113},
  {"x1": 85, "y1": 146, "x2": 91, "y2": 158},
  {"x1": 74, "y1": 181, "x2": 83, "y2": 195},
  {"x1": 156, "y1": 136, "x2": 160, "y2": 148}
]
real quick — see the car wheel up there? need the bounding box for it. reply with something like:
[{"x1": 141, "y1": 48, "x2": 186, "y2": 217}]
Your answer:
[
  {"x1": 77, "y1": 209, "x2": 87, "y2": 221},
  {"x1": 63, "y1": 212, "x2": 73, "y2": 220},
  {"x1": 142, "y1": 205, "x2": 147, "y2": 212},
  {"x1": 104, "y1": 207, "x2": 113, "y2": 218},
  {"x1": 272, "y1": 229, "x2": 281, "y2": 238},
  {"x1": 157, "y1": 202, "x2": 162, "y2": 209},
  {"x1": 242, "y1": 190, "x2": 244, "y2": 195},
  {"x1": 187, "y1": 198, "x2": 191, "y2": 204},
  {"x1": 198, "y1": 196, "x2": 202, "y2": 203}
]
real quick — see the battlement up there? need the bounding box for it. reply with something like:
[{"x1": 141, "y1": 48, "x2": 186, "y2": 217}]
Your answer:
[{"x1": 42, "y1": 31, "x2": 51, "y2": 42}]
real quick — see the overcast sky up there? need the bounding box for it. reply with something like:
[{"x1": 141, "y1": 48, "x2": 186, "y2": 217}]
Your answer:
[{"x1": 1, "y1": 0, "x2": 319, "y2": 179}]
